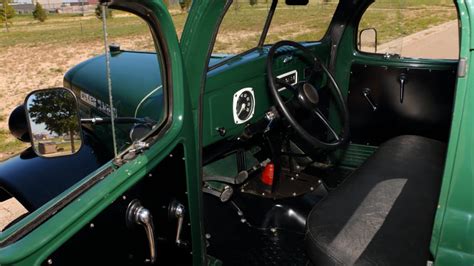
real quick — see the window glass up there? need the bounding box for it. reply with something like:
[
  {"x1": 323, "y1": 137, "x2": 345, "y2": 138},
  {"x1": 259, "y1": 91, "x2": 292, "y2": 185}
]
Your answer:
[
  {"x1": 266, "y1": 0, "x2": 338, "y2": 44},
  {"x1": 212, "y1": 0, "x2": 268, "y2": 54},
  {"x1": 358, "y1": 0, "x2": 458, "y2": 59},
  {"x1": 0, "y1": 7, "x2": 165, "y2": 231}
]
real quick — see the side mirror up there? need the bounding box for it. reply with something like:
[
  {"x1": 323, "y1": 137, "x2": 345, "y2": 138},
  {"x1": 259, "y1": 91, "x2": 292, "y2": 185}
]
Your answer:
[
  {"x1": 24, "y1": 88, "x2": 83, "y2": 157},
  {"x1": 358, "y1": 28, "x2": 378, "y2": 53}
]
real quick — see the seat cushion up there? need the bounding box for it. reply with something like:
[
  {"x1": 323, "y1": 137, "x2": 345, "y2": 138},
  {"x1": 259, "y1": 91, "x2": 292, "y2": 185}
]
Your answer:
[{"x1": 305, "y1": 135, "x2": 446, "y2": 265}]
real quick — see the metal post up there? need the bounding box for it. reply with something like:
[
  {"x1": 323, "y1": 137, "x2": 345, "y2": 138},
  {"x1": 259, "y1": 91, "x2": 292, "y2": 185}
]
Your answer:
[{"x1": 101, "y1": 3, "x2": 118, "y2": 158}]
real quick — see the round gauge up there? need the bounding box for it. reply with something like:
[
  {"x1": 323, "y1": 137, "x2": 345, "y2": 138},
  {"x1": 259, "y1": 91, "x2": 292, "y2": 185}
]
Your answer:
[{"x1": 233, "y1": 88, "x2": 255, "y2": 124}]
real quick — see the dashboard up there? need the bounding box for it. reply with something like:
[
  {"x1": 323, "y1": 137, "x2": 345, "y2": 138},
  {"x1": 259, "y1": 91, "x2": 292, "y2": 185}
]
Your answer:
[{"x1": 203, "y1": 43, "x2": 330, "y2": 147}]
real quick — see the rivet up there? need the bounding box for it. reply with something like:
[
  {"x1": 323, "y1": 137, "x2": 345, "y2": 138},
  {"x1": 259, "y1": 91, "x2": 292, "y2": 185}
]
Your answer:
[
  {"x1": 169, "y1": 154, "x2": 173, "y2": 157},
  {"x1": 122, "y1": 195, "x2": 127, "y2": 200},
  {"x1": 292, "y1": 192, "x2": 297, "y2": 196},
  {"x1": 47, "y1": 259, "x2": 53, "y2": 265},
  {"x1": 310, "y1": 187, "x2": 314, "y2": 191},
  {"x1": 205, "y1": 233, "x2": 211, "y2": 239},
  {"x1": 90, "y1": 223, "x2": 95, "y2": 228}
]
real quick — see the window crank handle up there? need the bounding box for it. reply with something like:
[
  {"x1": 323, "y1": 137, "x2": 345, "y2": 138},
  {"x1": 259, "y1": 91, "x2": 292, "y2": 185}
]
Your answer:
[
  {"x1": 126, "y1": 200, "x2": 157, "y2": 264},
  {"x1": 169, "y1": 200, "x2": 186, "y2": 247}
]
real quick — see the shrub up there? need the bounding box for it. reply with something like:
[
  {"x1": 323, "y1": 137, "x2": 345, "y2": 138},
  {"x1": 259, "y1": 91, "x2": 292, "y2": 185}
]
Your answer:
[
  {"x1": 95, "y1": 4, "x2": 113, "y2": 20},
  {"x1": 0, "y1": 0, "x2": 15, "y2": 27},
  {"x1": 33, "y1": 2, "x2": 47, "y2": 22}
]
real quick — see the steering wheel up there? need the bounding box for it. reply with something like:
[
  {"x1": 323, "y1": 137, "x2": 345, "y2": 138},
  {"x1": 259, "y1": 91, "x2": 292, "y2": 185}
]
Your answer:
[{"x1": 266, "y1": 40, "x2": 349, "y2": 150}]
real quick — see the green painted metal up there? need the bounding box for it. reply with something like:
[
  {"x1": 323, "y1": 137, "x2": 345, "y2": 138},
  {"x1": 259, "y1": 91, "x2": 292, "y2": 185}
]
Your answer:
[
  {"x1": 339, "y1": 144, "x2": 377, "y2": 169},
  {"x1": 331, "y1": 0, "x2": 473, "y2": 264},
  {"x1": 203, "y1": 43, "x2": 331, "y2": 146},
  {"x1": 429, "y1": 1, "x2": 474, "y2": 265},
  {"x1": 180, "y1": 0, "x2": 231, "y2": 112},
  {"x1": 1, "y1": 0, "x2": 474, "y2": 264},
  {"x1": 0, "y1": 0, "x2": 203, "y2": 265}
]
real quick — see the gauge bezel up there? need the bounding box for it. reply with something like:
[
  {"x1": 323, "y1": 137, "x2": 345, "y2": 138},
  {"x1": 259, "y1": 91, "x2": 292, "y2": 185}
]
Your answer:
[{"x1": 232, "y1": 87, "x2": 255, "y2": 124}]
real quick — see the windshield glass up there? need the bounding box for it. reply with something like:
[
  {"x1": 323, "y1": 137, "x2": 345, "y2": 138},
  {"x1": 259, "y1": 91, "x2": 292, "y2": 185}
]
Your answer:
[
  {"x1": 212, "y1": 0, "x2": 269, "y2": 54},
  {"x1": 265, "y1": 0, "x2": 338, "y2": 44}
]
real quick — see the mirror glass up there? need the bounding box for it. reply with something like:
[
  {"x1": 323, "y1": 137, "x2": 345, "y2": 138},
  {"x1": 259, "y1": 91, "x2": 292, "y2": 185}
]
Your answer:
[
  {"x1": 359, "y1": 28, "x2": 378, "y2": 53},
  {"x1": 25, "y1": 88, "x2": 83, "y2": 157}
]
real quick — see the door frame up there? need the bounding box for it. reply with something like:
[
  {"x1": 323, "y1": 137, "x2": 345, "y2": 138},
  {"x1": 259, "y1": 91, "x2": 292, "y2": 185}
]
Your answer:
[{"x1": 0, "y1": 0, "x2": 204, "y2": 264}]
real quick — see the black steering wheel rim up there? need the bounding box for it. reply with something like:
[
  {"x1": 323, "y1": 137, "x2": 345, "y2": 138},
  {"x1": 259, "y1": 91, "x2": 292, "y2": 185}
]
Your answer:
[{"x1": 266, "y1": 40, "x2": 350, "y2": 150}]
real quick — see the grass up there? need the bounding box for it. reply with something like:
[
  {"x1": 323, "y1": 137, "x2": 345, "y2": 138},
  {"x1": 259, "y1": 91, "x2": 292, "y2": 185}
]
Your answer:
[
  {"x1": 0, "y1": 0, "x2": 458, "y2": 157},
  {"x1": 0, "y1": 129, "x2": 28, "y2": 161},
  {"x1": 0, "y1": 12, "x2": 187, "y2": 48},
  {"x1": 0, "y1": 1, "x2": 457, "y2": 51},
  {"x1": 359, "y1": 0, "x2": 457, "y2": 44}
]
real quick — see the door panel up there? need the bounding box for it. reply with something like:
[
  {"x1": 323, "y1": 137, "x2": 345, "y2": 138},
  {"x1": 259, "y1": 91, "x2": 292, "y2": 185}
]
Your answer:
[
  {"x1": 42, "y1": 145, "x2": 192, "y2": 266},
  {"x1": 348, "y1": 63, "x2": 456, "y2": 145}
]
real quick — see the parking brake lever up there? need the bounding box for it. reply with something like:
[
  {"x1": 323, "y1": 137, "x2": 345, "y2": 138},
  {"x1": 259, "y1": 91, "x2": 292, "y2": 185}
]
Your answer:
[{"x1": 126, "y1": 200, "x2": 157, "y2": 264}]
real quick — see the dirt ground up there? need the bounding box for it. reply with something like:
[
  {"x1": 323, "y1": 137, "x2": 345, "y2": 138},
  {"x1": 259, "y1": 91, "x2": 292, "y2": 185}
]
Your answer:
[{"x1": 0, "y1": 20, "x2": 460, "y2": 230}]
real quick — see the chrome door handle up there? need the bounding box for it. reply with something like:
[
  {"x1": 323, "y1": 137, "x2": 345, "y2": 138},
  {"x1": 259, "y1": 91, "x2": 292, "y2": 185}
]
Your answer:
[
  {"x1": 399, "y1": 73, "x2": 407, "y2": 103},
  {"x1": 168, "y1": 200, "x2": 186, "y2": 246},
  {"x1": 362, "y1": 88, "x2": 377, "y2": 111},
  {"x1": 126, "y1": 199, "x2": 156, "y2": 264}
]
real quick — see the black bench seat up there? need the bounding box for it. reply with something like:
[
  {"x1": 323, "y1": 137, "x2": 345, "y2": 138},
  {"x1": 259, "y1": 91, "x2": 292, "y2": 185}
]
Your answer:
[{"x1": 305, "y1": 135, "x2": 446, "y2": 265}]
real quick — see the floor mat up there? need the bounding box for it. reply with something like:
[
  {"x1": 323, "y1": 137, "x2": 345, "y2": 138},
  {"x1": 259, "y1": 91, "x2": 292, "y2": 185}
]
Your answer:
[{"x1": 217, "y1": 228, "x2": 308, "y2": 266}]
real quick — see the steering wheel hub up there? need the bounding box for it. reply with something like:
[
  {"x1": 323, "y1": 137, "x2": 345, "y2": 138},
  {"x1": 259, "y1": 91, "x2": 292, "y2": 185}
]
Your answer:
[{"x1": 266, "y1": 40, "x2": 350, "y2": 150}]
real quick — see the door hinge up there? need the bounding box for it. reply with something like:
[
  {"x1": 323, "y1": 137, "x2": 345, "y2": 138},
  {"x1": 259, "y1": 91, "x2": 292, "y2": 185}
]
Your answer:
[{"x1": 457, "y1": 57, "x2": 467, "y2": 77}]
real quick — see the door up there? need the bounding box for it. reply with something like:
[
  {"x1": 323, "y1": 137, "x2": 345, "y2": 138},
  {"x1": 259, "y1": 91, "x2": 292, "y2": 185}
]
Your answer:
[
  {"x1": 0, "y1": 0, "x2": 203, "y2": 265},
  {"x1": 348, "y1": 0, "x2": 458, "y2": 146}
]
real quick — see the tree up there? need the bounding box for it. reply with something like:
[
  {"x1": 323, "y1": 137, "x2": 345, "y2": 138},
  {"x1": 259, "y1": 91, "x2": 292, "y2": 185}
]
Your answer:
[
  {"x1": 249, "y1": 0, "x2": 257, "y2": 6},
  {"x1": 28, "y1": 90, "x2": 81, "y2": 153},
  {"x1": 33, "y1": 2, "x2": 47, "y2": 22},
  {"x1": 179, "y1": 0, "x2": 192, "y2": 12},
  {"x1": 95, "y1": 4, "x2": 113, "y2": 20},
  {"x1": 233, "y1": 0, "x2": 240, "y2": 11},
  {"x1": 0, "y1": 0, "x2": 15, "y2": 32}
]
